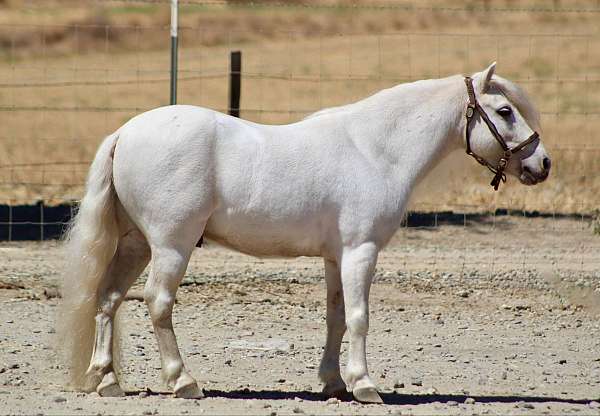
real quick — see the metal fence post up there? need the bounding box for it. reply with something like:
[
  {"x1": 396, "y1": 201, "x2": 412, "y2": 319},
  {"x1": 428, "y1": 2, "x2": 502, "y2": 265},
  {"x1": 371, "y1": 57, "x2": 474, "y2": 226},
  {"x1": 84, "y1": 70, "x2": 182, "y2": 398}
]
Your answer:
[
  {"x1": 170, "y1": 0, "x2": 178, "y2": 105},
  {"x1": 229, "y1": 50, "x2": 241, "y2": 117}
]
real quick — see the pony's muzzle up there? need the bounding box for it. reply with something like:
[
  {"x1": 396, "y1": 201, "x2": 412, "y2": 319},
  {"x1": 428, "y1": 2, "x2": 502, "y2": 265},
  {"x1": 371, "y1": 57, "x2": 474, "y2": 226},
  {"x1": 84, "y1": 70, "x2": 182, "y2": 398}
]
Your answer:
[{"x1": 520, "y1": 153, "x2": 551, "y2": 185}]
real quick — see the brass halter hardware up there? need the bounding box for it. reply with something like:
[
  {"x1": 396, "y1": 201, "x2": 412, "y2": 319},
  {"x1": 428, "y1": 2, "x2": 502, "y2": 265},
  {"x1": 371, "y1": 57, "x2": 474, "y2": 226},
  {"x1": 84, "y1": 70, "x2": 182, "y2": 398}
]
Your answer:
[{"x1": 463, "y1": 77, "x2": 540, "y2": 191}]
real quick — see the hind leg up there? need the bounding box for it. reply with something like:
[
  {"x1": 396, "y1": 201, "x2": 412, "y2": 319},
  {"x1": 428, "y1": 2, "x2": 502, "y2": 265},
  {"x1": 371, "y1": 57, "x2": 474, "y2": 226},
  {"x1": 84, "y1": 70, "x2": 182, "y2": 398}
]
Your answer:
[
  {"x1": 84, "y1": 229, "x2": 150, "y2": 395},
  {"x1": 144, "y1": 233, "x2": 202, "y2": 398}
]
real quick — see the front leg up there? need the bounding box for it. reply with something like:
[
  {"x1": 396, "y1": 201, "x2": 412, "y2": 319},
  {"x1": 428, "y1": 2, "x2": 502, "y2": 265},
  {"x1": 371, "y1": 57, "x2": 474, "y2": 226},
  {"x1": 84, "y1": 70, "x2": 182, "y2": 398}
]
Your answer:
[
  {"x1": 340, "y1": 242, "x2": 382, "y2": 403},
  {"x1": 319, "y1": 258, "x2": 347, "y2": 398}
]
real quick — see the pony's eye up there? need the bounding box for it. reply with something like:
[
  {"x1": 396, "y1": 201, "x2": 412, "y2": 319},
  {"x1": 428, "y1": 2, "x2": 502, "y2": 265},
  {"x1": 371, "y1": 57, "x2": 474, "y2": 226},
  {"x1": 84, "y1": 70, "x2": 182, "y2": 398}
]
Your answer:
[{"x1": 497, "y1": 106, "x2": 513, "y2": 117}]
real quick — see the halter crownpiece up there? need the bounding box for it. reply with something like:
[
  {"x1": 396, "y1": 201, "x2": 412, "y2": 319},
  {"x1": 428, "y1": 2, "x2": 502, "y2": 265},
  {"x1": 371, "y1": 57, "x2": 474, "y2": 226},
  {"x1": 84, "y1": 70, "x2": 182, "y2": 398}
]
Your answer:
[{"x1": 463, "y1": 77, "x2": 540, "y2": 191}]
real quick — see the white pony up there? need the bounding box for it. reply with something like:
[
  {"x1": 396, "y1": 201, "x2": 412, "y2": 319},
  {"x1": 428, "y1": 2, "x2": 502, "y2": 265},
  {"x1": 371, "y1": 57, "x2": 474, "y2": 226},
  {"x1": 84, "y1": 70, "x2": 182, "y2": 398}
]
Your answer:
[{"x1": 59, "y1": 63, "x2": 550, "y2": 403}]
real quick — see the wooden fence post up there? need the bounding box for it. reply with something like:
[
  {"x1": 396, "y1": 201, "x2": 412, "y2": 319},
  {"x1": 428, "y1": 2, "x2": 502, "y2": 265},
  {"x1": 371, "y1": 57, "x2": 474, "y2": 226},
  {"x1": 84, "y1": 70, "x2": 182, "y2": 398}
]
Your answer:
[{"x1": 229, "y1": 50, "x2": 242, "y2": 117}]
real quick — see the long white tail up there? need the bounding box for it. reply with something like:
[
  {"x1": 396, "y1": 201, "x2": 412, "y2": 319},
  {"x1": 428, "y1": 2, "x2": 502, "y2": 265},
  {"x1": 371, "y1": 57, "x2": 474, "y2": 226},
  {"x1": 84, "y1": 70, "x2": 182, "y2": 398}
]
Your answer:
[{"x1": 58, "y1": 133, "x2": 121, "y2": 389}]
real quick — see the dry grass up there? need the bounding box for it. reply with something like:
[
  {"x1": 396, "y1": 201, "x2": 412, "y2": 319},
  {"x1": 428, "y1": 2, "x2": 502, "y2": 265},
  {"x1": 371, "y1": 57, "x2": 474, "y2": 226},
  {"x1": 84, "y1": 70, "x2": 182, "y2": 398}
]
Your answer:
[{"x1": 0, "y1": 0, "x2": 599, "y2": 211}]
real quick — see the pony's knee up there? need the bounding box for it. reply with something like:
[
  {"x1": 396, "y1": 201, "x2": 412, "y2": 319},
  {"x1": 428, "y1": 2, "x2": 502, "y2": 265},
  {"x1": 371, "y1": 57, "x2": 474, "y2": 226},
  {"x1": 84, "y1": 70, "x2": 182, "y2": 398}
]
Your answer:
[
  {"x1": 144, "y1": 288, "x2": 175, "y2": 323},
  {"x1": 345, "y1": 309, "x2": 368, "y2": 336}
]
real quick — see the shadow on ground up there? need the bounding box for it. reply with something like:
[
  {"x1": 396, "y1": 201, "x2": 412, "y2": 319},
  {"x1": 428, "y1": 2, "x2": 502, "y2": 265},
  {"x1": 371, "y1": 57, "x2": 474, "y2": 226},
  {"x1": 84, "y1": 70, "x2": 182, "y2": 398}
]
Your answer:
[{"x1": 128, "y1": 388, "x2": 596, "y2": 406}]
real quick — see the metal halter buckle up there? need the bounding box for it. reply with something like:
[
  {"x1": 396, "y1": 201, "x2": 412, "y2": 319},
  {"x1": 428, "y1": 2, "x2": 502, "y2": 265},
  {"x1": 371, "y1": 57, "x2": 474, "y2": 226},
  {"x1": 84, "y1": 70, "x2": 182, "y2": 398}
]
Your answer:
[{"x1": 466, "y1": 105, "x2": 474, "y2": 118}]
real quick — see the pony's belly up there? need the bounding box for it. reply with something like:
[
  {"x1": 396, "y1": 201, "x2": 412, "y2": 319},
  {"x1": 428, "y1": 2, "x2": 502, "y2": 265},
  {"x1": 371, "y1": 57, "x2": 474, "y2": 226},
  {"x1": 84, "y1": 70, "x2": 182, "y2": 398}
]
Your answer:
[{"x1": 203, "y1": 213, "x2": 323, "y2": 258}]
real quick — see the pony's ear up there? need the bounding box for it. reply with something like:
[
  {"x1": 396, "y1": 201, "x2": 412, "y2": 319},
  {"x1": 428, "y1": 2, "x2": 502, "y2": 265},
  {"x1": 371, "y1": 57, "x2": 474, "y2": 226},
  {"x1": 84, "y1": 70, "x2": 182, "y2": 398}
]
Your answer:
[{"x1": 476, "y1": 62, "x2": 496, "y2": 93}]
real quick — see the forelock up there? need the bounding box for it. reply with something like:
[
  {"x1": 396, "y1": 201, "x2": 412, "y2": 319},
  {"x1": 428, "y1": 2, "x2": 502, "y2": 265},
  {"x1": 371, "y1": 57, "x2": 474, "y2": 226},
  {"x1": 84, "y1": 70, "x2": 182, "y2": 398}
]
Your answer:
[{"x1": 489, "y1": 76, "x2": 541, "y2": 133}]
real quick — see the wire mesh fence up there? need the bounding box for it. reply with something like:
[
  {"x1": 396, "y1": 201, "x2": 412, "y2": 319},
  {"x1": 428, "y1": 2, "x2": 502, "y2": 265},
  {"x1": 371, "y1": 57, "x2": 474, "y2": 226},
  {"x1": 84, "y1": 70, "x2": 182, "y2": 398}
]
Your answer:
[{"x1": 0, "y1": 0, "x2": 599, "y2": 262}]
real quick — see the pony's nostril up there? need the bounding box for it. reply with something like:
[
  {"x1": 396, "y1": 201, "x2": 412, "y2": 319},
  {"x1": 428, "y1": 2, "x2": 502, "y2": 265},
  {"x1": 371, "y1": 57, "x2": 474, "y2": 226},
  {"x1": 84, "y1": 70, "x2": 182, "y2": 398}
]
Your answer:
[
  {"x1": 523, "y1": 166, "x2": 532, "y2": 175},
  {"x1": 542, "y1": 157, "x2": 551, "y2": 171}
]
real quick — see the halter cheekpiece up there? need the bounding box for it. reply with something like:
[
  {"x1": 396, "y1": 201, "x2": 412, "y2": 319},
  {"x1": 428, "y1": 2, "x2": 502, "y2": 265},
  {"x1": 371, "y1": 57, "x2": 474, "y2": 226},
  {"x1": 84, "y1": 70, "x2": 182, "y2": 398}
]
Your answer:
[{"x1": 463, "y1": 77, "x2": 540, "y2": 191}]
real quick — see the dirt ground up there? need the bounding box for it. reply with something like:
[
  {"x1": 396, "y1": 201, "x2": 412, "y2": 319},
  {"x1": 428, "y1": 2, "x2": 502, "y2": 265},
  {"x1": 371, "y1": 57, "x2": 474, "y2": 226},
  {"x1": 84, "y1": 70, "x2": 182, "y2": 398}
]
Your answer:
[{"x1": 1, "y1": 216, "x2": 600, "y2": 415}]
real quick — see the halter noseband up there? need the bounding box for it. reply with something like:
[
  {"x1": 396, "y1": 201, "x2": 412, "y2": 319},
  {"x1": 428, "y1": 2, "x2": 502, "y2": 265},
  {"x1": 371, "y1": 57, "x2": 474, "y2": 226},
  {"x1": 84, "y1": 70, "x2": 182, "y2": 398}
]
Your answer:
[{"x1": 464, "y1": 77, "x2": 540, "y2": 191}]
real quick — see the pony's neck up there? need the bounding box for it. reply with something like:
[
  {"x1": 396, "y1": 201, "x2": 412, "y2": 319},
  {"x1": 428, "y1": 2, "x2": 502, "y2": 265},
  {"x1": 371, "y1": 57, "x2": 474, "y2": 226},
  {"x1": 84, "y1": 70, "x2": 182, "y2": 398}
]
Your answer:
[{"x1": 347, "y1": 75, "x2": 466, "y2": 194}]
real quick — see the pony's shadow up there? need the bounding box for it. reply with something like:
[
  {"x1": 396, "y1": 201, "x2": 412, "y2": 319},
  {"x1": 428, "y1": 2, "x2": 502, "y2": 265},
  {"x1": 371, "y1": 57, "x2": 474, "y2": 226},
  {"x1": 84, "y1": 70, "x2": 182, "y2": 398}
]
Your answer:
[{"x1": 128, "y1": 388, "x2": 595, "y2": 406}]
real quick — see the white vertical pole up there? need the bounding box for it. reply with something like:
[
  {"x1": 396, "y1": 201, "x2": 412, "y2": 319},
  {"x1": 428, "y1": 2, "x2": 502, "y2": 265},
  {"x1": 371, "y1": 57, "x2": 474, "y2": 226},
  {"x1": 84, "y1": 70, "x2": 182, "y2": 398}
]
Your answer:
[{"x1": 170, "y1": 0, "x2": 178, "y2": 105}]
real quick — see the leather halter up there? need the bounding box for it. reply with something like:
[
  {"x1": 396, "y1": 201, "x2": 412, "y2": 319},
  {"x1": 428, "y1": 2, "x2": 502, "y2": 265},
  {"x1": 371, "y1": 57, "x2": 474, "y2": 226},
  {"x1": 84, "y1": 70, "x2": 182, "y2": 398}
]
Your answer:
[{"x1": 464, "y1": 77, "x2": 540, "y2": 191}]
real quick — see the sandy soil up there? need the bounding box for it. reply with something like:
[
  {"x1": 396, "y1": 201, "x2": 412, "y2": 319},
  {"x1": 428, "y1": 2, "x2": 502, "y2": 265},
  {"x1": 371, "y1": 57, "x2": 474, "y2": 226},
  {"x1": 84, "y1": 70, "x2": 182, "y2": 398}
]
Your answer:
[{"x1": 1, "y1": 216, "x2": 600, "y2": 415}]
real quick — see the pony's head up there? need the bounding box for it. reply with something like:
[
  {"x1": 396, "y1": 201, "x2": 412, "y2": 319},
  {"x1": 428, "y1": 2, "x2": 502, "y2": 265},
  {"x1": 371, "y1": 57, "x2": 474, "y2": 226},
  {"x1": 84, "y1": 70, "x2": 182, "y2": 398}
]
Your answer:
[{"x1": 465, "y1": 63, "x2": 551, "y2": 187}]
